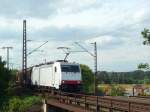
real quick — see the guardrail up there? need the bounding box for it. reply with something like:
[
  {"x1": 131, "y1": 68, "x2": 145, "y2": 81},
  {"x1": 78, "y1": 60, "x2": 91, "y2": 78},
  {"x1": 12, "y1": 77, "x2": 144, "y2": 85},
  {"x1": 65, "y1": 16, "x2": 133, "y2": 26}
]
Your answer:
[{"x1": 37, "y1": 90, "x2": 150, "y2": 112}]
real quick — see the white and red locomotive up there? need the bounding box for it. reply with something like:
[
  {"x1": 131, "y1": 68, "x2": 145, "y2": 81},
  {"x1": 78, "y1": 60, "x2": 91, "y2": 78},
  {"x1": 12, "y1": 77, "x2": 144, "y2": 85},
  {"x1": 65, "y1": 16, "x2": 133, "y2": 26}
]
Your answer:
[{"x1": 17, "y1": 60, "x2": 82, "y2": 92}]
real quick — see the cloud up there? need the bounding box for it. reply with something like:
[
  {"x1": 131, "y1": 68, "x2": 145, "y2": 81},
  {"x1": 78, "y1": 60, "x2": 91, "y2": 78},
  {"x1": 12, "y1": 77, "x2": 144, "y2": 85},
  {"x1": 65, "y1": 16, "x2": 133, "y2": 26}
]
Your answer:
[
  {"x1": 0, "y1": 0, "x2": 100, "y2": 19},
  {"x1": 30, "y1": 26, "x2": 101, "y2": 41},
  {"x1": 0, "y1": 0, "x2": 150, "y2": 71},
  {"x1": 0, "y1": 0, "x2": 58, "y2": 19},
  {"x1": 85, "y1": 35, "x2": 124, "y2": 49}
]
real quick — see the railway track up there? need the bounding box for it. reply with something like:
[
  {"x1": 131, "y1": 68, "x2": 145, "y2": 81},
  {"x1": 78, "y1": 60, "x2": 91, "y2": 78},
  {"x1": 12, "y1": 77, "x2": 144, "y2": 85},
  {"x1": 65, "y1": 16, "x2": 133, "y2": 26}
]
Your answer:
[{"x1": 33, "y1": 88, "x2": 150, "y2": 112}]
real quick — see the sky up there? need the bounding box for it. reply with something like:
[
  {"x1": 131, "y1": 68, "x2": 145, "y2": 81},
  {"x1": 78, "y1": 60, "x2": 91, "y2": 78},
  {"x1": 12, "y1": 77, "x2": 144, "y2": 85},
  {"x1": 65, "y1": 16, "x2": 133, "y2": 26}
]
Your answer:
[{"x1": 0, "y1": 0, "x2": 150, "y2": 72}]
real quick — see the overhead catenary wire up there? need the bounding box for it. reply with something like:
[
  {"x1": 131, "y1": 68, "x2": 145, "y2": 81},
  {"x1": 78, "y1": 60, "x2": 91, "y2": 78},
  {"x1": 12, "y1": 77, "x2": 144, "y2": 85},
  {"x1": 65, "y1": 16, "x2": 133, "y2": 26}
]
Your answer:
[
  {"x1": 74, "y1": 42, "x2": 95, "y2": 57},
  {"x1": 57, "y1": 46, "x2": 86, "y2": 61},
  {"x1": 27, "y1": 41, "x2": 48, "y2": 56}
]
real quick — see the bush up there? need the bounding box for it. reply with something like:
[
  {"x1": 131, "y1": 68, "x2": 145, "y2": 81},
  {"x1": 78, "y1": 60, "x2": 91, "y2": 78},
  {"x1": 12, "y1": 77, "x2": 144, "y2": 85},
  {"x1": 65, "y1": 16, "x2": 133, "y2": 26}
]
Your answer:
[
  {"x1": 80, "y1": 64, "x2": 94, "y2": 93},
  {"x1": 0, "y1": 96, "x2": 42, "y2": 112},
  {"x1": 98, "y1": 85, "x2": 110, "y2": 95},
  {"x1": 109, "y1": 85, "x2": 125, "y2": 96}
]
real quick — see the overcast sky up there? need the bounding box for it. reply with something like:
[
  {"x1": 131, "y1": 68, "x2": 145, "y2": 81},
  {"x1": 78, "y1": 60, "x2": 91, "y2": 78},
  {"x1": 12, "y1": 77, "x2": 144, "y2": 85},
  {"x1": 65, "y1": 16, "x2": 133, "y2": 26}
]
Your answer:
[{"x1": 0, "y1": 0, "x2": 150, "y2": 72}]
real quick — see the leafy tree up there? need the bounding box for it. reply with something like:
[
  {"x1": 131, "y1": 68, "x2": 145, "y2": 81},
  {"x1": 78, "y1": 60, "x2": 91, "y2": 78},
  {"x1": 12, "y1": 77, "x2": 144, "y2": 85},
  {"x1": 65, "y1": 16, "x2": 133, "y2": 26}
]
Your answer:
[
  {"x1": 138, "y1": 63, "x2": 149, "y2": 70},
  {"x1": 141, "y1": 28, "x2": 150, "y2": 45},
  {"x1": 80, "y1": 64, "x2": 94, "y2": 93},
  {"x1": 0, "y1": 57, "x2": 11, "y2": 95},
  {"x1": 97, "y1": 71, "x2": 110, "y2": 84},
  {"x1": 143, "y1": 75, "x2": 150, "y2": 84},
  {"x1": 138, "y1": 28, "x2": 150, "y2": 70}
]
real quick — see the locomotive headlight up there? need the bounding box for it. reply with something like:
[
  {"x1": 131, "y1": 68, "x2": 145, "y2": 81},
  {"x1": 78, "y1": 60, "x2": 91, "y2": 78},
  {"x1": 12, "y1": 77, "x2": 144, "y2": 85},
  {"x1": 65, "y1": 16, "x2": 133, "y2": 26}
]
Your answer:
[
  {"x1": 62, "y1": 81, "x2": 65, "y2": 84},
  {"x1": 77, "y1": 81, "x2": 80, "y2": 84}
]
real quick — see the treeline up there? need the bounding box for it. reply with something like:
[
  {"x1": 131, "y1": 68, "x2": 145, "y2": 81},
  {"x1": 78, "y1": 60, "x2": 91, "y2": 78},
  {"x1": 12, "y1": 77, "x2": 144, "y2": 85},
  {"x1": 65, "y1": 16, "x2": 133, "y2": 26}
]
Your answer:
[{"x1": 97, "y1": 70, "x2": 150, "y2": 84}]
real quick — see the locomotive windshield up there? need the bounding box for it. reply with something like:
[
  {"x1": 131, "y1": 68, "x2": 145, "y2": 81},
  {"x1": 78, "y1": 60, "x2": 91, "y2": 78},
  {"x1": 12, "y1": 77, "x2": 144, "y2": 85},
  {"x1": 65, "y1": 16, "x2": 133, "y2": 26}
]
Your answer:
[{"x1": 61, "y1": 65, "x2": 80, "y2": 72}]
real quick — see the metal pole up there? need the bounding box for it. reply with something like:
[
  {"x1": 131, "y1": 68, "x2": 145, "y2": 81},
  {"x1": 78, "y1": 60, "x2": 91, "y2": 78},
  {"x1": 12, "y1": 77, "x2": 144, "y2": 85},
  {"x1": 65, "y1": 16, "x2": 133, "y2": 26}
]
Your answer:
[
  {"x1": 23, "y1": 20, "x2": 27, "y2": 85},
  {"x1": 94, "y1": 42, "x2": 97, "y2": 95},
  {"x1": 2, "y1": 47, "x2": 13, "y2": 69},
  {"x1": 7, "y1": 48, "x2": 9, "y2": 69}
]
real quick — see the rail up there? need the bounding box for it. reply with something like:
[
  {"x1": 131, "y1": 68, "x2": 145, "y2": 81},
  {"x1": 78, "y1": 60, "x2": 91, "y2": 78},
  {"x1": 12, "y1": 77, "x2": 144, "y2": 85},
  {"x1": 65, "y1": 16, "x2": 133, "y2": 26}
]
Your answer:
[{"x1": 35, "y1": 89, "x2": 150, "y2": 112}]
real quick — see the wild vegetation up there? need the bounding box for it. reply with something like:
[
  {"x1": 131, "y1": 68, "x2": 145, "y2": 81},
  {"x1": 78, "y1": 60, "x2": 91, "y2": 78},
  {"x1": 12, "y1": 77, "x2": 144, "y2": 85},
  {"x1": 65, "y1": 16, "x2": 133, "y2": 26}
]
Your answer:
[
  {"x1": 0, "y1": 95, "x2": 41, "y2": 112},
  {"x1": 80, "y1": 64, "x2": 94, "y2": 93},
  {"x1": 0, "y1": 57, "x2": 42, "y2": 112}
]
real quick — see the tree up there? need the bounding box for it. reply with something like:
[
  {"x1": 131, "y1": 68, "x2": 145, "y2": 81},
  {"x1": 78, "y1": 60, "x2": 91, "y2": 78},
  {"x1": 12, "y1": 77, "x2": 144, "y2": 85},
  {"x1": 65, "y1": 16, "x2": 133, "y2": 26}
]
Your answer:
[
  {"x1": 138, "y1": 63, "x2": 149, "y2": 70},
  {"x1": 141, "y1": 28, "x2": 150, "y2": 45},
  {"x1": 97, "y1": 71, "x2": 110, "y2": 84},
  {"x1": 138, "y1": 28, "x2": 150, "y2": 70},
  {"x1": 0, "y1": 57, "x2": 11, "y2": 95},
  {"x1": 80, "y1": 64, "x2": 94, "y2": 93}
]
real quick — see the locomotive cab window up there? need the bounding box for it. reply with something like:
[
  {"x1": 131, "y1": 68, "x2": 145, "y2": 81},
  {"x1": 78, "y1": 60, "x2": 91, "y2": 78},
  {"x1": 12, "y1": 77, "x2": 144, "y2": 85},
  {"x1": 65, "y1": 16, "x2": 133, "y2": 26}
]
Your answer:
[
  {"x1": 61, "y1": 65, "x2": 80, "y2": 72},
  {"x1": 55, "y1": 67, "x2": 57, "y2": 72}
]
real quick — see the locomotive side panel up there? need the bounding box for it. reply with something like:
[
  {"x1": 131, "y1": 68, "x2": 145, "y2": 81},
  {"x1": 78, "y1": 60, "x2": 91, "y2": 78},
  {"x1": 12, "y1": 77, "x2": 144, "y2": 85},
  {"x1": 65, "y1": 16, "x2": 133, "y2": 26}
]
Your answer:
[
  {"x1": 31, "y1": 67, "x2": 40, "y2": 86},
  {"x1": 53, "y1": 62, "x2": 61, "y2": 89},
  {"x1": 39, "y1": 65, "x2": 53, "y2": 87}
]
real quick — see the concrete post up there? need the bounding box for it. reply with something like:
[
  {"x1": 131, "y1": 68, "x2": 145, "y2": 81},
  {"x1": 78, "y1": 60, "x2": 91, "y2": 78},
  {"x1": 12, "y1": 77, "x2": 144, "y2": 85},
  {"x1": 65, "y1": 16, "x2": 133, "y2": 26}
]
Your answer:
[{"x1": 43, "y1": 99, "x2": 47, "y2": 112}]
